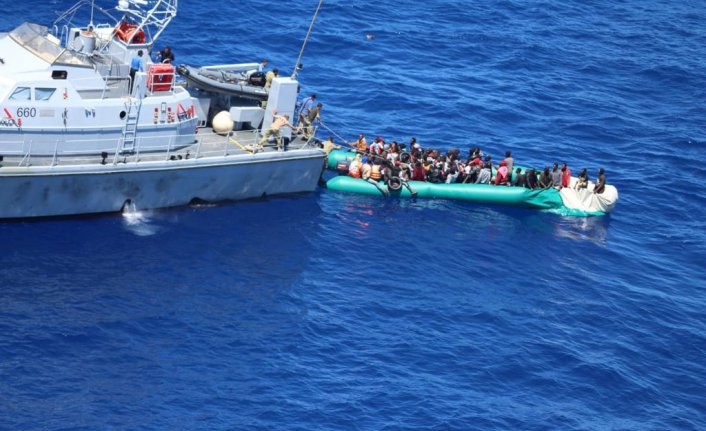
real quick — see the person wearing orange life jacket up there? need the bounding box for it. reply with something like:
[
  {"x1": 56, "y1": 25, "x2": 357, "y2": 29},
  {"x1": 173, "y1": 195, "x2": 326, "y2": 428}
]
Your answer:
[
  {"x1": 348, "y1": 154, "x2": 362, "y2": 178},
  {"x1": 361, "y1": 156, "x2": 372, "y2": 180},
  {"x1": 362, "y1": 157, "x2": 388, "y2": 196},
  {"x1": 370, "y1": 160, "x2": 382, "y2": 181},
  {"x1": 354, "y1": 133, "x2": 368, "y2": 152}
]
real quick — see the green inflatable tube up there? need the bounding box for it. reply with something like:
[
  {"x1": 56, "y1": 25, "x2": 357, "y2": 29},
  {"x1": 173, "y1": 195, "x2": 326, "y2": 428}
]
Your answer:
[
  {"x1": 325, "y1": 150, "x2": 607, "y2": 216},
  {"x1": 327, "y1": 149, "x2": 358, "y2": 170},
  {"x1": 326, "y1": 176, "x2": 566, "y2": 210}
]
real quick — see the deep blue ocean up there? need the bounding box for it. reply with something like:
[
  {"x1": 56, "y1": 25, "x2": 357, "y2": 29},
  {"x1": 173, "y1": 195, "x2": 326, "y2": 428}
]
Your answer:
[{"x1": 2, "y1": 1, "x2": 705, "y2": 429}]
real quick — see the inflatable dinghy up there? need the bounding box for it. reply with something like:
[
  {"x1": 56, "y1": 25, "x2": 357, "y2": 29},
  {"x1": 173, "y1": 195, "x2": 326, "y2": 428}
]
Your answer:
[
  {"x1": 325, "y1": 150, "x2": 618, "y2": 216},
  {"x1": 178, "y1": 65, "x2": 269, "y2": 101}
]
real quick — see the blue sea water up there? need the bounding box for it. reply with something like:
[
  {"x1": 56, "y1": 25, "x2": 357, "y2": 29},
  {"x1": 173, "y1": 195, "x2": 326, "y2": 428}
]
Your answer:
[{"x1": 1, "y1": 0, "x2": 706, "y2": 429}]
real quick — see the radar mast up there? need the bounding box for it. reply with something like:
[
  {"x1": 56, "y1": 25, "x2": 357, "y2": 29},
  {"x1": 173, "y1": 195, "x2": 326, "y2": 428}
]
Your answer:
[{"x1": 115, "y1": 0, "x2": 177, "y2": 44}]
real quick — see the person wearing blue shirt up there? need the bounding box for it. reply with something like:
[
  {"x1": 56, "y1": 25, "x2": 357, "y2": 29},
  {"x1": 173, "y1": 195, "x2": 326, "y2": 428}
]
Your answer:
[
  {"x1": 129, "y1": 50, "x2": 144, "y2": 93},
  {"x1": 297, "y1": 94, "x2": 316, "y2": 127}
]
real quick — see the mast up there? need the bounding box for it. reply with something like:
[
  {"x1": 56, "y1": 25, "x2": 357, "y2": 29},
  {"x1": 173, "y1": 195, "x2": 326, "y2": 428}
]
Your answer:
[
  {"x1": 116, "y1": 0, "x2": 178, "y2": 44},
  {"x1": 292, "y1": 0, "x2": 324, "y2": 80}
]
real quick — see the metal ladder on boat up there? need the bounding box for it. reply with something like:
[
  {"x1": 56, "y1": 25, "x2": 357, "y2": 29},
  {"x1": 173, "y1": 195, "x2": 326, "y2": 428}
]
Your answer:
[{"x1": 121, "y1": 96, "x2": 142, "y2": 153}]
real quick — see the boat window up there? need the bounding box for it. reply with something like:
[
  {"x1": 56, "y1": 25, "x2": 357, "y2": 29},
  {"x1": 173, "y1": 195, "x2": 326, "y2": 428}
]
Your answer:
[
  {"x1": 35, "y1": 88, "x2": 56, "y2": 101},
  {"x1": 52, "y1": 70, "x2": 68, "y2": 80},
  {"x1": 9, "y1": 87, "x2": 31, "y2": 101},
  {"x1": 8, "y1": 23, "x2": 90, "y2": 67}
]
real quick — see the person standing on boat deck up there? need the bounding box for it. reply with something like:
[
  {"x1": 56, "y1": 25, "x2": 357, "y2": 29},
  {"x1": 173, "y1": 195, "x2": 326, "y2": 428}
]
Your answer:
[
  {"x1": 129, "y1": 50, "x2": 144, "y2": 93},
  {"x1": 265, "y1": 68, "x2": 279, "y2": 89},
  {"x1": 258, "y1": 111, "x2": 294, "y2": 150},
  {"x1": 594, "y1": 168, "x2": 606, "y2": 194},
  {"x1": 258, "y1": 59, "x2": 268, "y2": 72},
  {"x1": 301, "y1": 103, "x2": 322, "y2": 140},
  {"x1": 156, "y1": 46, "x2": 174, "y2": 64},
  {"x1": 297, "y1": 94, "x2": 317, "y2": 127}
]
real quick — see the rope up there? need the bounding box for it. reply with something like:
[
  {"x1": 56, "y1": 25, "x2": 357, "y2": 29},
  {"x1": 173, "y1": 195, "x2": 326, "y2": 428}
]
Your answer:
[
  {"x1": 317, "y1": 123, "x2": 392, "y2": 165},
  {"x1": 316, "y1": 123, "x2": 403, "y2": 167},
  {"x1": 292, "y1": 0, "x2": 325, "y2": 80},
  {"x1": 318, "y1": 122, "x2": 351, "y2": 146},
  {"x1": 228, "y1": 134, "x2": 255, "y2": 153}
]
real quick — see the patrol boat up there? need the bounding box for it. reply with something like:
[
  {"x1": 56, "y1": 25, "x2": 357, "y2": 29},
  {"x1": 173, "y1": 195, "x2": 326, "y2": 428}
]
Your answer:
[{"x1": 0, "y1": 0, "x2": 325, "y2": 219}]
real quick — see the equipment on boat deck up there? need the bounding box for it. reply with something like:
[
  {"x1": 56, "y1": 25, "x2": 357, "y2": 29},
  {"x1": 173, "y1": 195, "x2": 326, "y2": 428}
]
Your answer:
[
  {"x1": 0, "y1": 0, "x2": 326, "y2": 219},
  {"x1": 178, "y1": 65, "x2": 269, "y2": 101}
]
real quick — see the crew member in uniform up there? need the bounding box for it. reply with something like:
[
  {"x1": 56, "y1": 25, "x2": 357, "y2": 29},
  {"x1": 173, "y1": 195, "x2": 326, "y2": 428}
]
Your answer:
[
  {"x1": 265, "y1": 68, "x2": 279, "y2": 89},
  {"x1": 258, "y1": 110, "x2": 295, "y2": 151},
  {"x1": 129, "y1": 50, "x2": 144, "y2": 93}
]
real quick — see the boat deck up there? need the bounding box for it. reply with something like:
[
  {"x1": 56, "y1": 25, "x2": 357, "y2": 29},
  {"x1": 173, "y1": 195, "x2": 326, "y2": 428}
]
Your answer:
[{"x1": 0, "y1": 127, "x2": 319, "y2": 169}]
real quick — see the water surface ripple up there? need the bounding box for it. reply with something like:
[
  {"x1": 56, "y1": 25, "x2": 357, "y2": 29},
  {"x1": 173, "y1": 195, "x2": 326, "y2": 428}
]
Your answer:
[{"x1": 1, "y1": 0, "x2": 705, "y2": 429}]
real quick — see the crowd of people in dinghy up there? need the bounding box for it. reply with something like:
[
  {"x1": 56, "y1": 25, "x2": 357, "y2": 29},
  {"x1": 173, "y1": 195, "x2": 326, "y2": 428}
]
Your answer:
[{"x1": 327, "y1": 134, "x2": 607, "y2": 196}]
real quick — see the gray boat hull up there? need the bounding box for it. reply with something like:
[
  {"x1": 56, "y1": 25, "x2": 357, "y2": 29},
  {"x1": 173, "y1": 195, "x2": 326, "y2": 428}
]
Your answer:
[{"x1": 0, "y1": 150, "x2": 325, "y2": 219}]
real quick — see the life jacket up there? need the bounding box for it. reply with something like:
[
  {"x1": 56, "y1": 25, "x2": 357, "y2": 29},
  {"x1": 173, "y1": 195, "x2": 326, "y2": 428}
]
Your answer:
[
  {"x1": 356, "y1": 139, "x2": 367, "y2": 152},
  {"x1": 370, "y1": 164, "x2": 382, "y2": 180},
  {"x1": 349, "y1": 161, "x2": 361, "y2": 178}
]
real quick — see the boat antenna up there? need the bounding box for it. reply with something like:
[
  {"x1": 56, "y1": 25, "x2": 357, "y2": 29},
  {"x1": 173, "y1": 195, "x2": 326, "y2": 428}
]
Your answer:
[{"x1": 292, "y1": 0, "x2": 324, "y2": 80}]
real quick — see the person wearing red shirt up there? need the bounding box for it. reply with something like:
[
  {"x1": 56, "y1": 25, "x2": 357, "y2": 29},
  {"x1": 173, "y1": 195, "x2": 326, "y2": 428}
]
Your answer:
[
  {"x1": 495, "y1": 160, "x2": 510, "y2": 185},
  {"x1": 561, "y1": 162, "x2": 572, "y2": 188},
  {"x1": 411, "y1": 162, "x2": 426, "y2": 181}
]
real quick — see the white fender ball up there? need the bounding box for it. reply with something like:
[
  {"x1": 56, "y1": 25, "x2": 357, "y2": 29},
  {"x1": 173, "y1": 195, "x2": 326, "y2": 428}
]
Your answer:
[{"x1": 212, "y1": 111, "x2": 234, "y2": 135}]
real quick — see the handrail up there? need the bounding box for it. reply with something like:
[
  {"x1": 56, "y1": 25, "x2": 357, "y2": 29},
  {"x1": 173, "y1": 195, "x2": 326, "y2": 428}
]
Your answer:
[
  {"x1": 0, "y1": 121, "x2": 321, "y2": 167},
  {"x1": 0, "y1": 128, "x2": 305, "y2": 168}
]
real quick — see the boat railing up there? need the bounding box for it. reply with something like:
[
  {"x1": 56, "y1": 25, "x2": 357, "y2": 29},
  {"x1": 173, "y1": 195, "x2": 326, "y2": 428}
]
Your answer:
[{"x1": 0, "y1": 128, "x2": 318, "y2": 169}]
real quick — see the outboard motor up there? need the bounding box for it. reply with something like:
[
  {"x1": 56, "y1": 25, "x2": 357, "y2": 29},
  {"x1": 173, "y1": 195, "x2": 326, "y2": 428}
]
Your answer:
[
  {"x1": 336, "y1": 160, "x2": 350, "y2": 175},
  {"x1": 248, "y1": 72, "x2": 266, "y2": 87}
]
